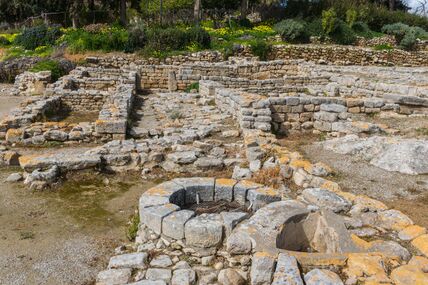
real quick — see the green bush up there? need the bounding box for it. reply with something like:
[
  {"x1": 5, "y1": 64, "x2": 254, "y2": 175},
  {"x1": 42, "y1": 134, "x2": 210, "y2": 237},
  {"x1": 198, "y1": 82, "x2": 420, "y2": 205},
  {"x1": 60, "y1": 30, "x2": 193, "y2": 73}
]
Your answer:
[
  {"x1": 373, "y1": 43, "x2": 393, "y2": 51},
  {"x1": 126, "y1": 20, "x2": 146, "y2": 52},
  {"x1": 382, "y1": 23, "x2": 428, "y2": 50},
  {"x1": 250, "y1": 39, "x2": 271, "y2": 61},
  {"x1": 306, "y1": 18, "x2": 324, "y2": 38},
  {"x1": 63, "y1": 27, "x2": 129, "y2": 53},
  {"x1": 126, "y1": 214, "x2": 140, "y2": 241},
  {"x1": 382, "y1": 23, "x2": 410, "y2": 42},
  {"x1": 144, "y1": 26, "x2": 210, "y2": 53},
  {"x1": 30, "y1": 60, "x2": 64, "y2": 81},
  {"x1": 352, "y1": 21, "x2": 373, "y2": 38},
  {"x1": 274, "y1": 19, "x2": 308, "y2": 43},
  {"x1": 330, "y1": 20, "x2": 356, "y2": 45},
  {"x1": 322, "y1": 8, "x2": 337, "y2": 35},
  {"x1": 15, "y1": 25, "x2": 61, "y2": 50},
  {"x1": 346, "y1": 9, "x2": 357, "y2": 27},
  {"x1": 0, "y1": 36, "x2": 10, "y2": 46}
]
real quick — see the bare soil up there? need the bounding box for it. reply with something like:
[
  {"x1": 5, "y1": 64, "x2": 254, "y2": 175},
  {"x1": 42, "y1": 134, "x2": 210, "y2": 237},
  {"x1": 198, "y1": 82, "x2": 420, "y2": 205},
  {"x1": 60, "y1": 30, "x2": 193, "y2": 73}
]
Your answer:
[
  {"x1": 0, "y1": 89, "x2": 26, "y2": 119},
  {"x1": 0, "y1": 169, "x2": 156, "y2": 285}
]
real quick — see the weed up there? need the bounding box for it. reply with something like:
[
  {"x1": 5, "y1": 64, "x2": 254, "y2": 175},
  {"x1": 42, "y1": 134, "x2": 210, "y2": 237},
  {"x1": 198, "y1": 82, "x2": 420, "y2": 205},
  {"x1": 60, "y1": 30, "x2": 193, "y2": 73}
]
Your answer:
[
  {"x1": 126, "y1": 213, "x2": 140, "y2": 241},
  {"x1": 20, "y1": 231, "x2": 35, "y2": 240},
  {"x1": 169, "y1": 110, "x2": 183, "y2": 120}
]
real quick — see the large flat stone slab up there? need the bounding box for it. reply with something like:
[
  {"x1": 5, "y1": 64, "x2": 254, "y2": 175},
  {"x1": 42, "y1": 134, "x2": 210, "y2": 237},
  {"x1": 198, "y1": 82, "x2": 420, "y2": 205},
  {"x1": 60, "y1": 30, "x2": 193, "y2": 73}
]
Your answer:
[
  {"x1": 184, "y1": 213, "x2": 223, "y2": 248},
  {"x1": 162, "y1": 210, "x2": 195, "y2": 240},
  {"x1": 140, "y1": 203, "x2": 180, "y2": 234}
]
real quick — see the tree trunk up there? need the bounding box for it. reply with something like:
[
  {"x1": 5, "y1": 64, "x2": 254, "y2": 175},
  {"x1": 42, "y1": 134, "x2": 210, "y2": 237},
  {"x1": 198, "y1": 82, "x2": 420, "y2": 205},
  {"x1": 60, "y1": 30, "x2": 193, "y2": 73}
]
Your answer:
[
  {"x1": 160, "y1": 0, "x2": 163, "y2": 25},
  {"x1": 120, "y1": 0, "x2": 127, "y2": 26},
  {"x1": 240, "y1": 0, "x2": 249, "y2": 20},
  {"x1": 389, "y1": 0, "x2": 395, "y2": 11},
  {"x1": 194, "y1": 0, "x2": 202, "y2": 25}
]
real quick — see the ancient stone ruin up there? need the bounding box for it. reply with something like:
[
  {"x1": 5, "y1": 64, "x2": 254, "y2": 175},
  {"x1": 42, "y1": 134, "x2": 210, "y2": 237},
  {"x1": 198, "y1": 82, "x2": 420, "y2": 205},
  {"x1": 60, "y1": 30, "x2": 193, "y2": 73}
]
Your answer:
[{"x1": 1, "y1": 52, "x2": 427, "y2": 284}]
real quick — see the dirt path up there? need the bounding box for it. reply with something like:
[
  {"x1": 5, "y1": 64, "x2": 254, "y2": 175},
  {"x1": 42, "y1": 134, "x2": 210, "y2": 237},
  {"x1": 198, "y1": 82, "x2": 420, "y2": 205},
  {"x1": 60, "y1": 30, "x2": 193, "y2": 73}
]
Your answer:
[
  {"x1": 0, "y1": 91, "x2": 26, "y2": 119},
  {"x1": 0, "y1": 169, "x2": 155, "y2": 285}
]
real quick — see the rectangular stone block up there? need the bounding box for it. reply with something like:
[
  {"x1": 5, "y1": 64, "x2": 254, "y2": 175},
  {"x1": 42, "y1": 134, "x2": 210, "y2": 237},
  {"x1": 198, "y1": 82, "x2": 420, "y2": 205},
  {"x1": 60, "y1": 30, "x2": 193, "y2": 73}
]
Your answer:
[
  {"x1": 234, "y1": 180, "x2": 263, "y2": 205},
  {"x1": 108, "y1": 252, "x2": 148, "y2": 269},
  {"x1": 221, "y1": 212, "x2": 249, "y2": 237},
  {"x1": 162, "y1": 210, "x2": 195, "y2": 240},
  {"x1": 247, "y1": 187, "x2": 282, "y2": 211},
  {"x1": 173, "y1": 177, "x2": 215, "y2": 204},
  {"x1": 215, "y1": 178, "x2": 238, "y2": 202},
  {"x1": 250, "y1": 252, "x2": 276, "y2": 285},
  {"x1": 140, "y1": 203, "x2": 180, "y2": 234},
  {"x1": 184, "y1": 214, "x2": 223, "y2": 248},
  {"x1": 272, "y1": 253, "x2": 304, "y2": 285}
]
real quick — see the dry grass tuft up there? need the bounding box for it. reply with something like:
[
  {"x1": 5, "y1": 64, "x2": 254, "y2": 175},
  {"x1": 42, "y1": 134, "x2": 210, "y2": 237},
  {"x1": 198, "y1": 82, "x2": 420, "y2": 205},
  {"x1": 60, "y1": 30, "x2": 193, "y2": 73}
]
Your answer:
[{"x1": 250, "y1": 166, "x2": 283, "y2": 189}]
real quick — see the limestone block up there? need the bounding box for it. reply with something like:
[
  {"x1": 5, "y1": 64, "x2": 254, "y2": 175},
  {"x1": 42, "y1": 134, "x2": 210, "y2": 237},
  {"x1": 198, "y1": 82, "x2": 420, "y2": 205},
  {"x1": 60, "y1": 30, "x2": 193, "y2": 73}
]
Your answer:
[
  {"x1": 302, "y1": 188, "x2": 351, "y2": 213},
  {"x1": 140, "y1": 203, "x2": 180, "y2": 234},
  {"x1": 233, "y1": 180, "x2": 263, "y2": 205},
  {"x1": 96, "y1": 269, "x2": 132, "y2": 285},
  {"x1": 173, "y1": 177, "x2": 215, "y2": 204},
  {"x1": 184, "y1": 214, "x2": 223, "y2": 248},
  {"x1": 272, "y1": 253, "x2": 304, "y2": 285},
  {"x1": 108, "y1": 252, "x2": 148, "y2": 269},
  {"x1": 215, "y1": 178, "x2": 237, "y2": 201},
  {"x1": 162, "y1": 210, "x2": 195, "y2": 240},
  {"x1": 250, "y1": 252, "x2": 276, "y2": 285},
  {"x1": 247, "y1": 187, "x2": 282, "y2": 211}
]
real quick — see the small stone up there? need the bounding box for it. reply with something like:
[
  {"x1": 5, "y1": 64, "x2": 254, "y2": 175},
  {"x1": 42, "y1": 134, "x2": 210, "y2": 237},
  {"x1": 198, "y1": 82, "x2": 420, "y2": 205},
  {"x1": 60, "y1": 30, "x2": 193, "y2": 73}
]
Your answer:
[
  {"x1": 214, "y1": 261, "x2": 224, "y2": 270},
  {"x1": 302, "y1": 188, "x2": 351, "y2": 213},
  {"x1": 218, "y1": 268, "x2": 246, "y2": 285},
  {"x1": 398, "y1": 225, "x2": 426, "y2": 241},
  {"x1": 304, "y1": 269, "x2": 343, "y2": 285},
  {"x1": 201, "y1": 255, "x2": 215, "y2": 266},
  {"x1": 5, "y1": 173, "x2": 22, "y2": 182},
  {"x1": 412, "y1": 234, "x2": 428, "y2": 257},
  {"x1": 108, "y1": 252, "x2": 148, "y2": 269},
  {"x1": 171, "y1": 268, "x2": 196, "y2": 285},
  {"x1": 150, "y1": 255, "x2": 173, "y2": 268},
  {"x1": 145, "y1": 268, "x2": 172, "y2": 283},
  {"x1": 96, "y1": 268, "x2": 132, "y2": 285}
]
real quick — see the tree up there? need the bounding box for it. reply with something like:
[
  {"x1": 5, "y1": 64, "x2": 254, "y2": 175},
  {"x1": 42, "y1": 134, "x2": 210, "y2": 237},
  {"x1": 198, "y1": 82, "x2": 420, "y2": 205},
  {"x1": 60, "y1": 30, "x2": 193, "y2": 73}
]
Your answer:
[
  {"x1": 194, "y1": 0, "x2": 202, "y2": 24},
  {"x1": 241, "y1": 0, "x2": 249, "y2": 19},
  {"x1": 120, "y1": 0, "x2": 127, "y2": 25}
]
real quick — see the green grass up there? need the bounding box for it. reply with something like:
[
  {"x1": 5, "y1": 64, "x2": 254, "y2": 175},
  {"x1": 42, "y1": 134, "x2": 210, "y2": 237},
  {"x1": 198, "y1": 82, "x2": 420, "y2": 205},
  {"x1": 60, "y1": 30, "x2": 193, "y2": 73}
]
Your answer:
[
  {"x1": 1, "y1": 45, "x2": 53, "y2": 61},
  {"x1": 126, "y1": 213, "x2": 140, "y2": 241},
  {"x1": 373, "y1": 43, "x2": 394, "y2": 51}
]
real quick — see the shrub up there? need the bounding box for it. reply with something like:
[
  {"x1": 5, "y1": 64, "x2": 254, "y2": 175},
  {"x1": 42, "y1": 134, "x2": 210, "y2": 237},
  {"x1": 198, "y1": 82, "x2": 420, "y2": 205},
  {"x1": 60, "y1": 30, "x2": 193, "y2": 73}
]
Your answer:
[
  {"x1": 0, "y1": 36, "x2": 10, "y2": 46},
  {"x1": 30, "y1": 60, "x2": 65, "y2": 81},
  {"x1": 382, "y1": 23, "x2": 410, "y2": 42},
  {"x1": 400, "y1": 29, "x2": 418, "y2": 51},
  {"x1": 352, "y1": 21, "x2": 372, "y2": 37},
  {"x1": 322, "y1": 8, "x2": 337, "y2": 35},
  {"x1": 15, "y1": 25, "x2": 62, "y2": 50},
  {"x1": 274, "y1": 19, "x2": 308, "y2": 43},
  {"x1": 373, "y1": 43, "x2": 393, "y2": 51},
  {"x1": 306, "y1": 18, "x2": 324, "y2": 38},
  {"x1": 126, "y1": 20, "x2": 146, "y2": 52},
  {"x1": 144, "y1": 26, "x2": 210, "y2": 53},
  {"x1": 346, "y1": 9, "x2": 357, "y2": 27},
  {"x1": 185, "y1": 82, "x2": 199, "y2": 92},
  {"x1": 250, "y1": 39, "x2": 271, "y2": 61},
  {"x1": 63, "y1": 27, "x2": 129, "y2": 53},
  {"x1": 126, "y1": 214, "x2": 139, "y2": 241},
  {"x1": 330, "y1": 20, "x2": 356, "y2": 45}
]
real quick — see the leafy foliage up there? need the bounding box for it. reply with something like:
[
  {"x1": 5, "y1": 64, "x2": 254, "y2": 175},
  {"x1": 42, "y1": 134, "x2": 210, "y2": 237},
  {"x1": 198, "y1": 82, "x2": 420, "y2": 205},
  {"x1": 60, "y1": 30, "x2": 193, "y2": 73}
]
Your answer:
[
  {"x1": 274, "y1": 19, "x2": 308, "y2": 42},
  {"x1": 330, "y1": 20, "x2": 357, "y2": 45},
  {"x1": 15, "y1": 25, "x2": 61, "y2": 50},
  {"x1": 322, "y1": 8, "x2": 337, "y2": 35},
  {"x1": 30, "y1": 59, "x2": 64, "y2": 81},
  {"x1": 250, "y1": 39, "x2": 271, "y2": 61}
]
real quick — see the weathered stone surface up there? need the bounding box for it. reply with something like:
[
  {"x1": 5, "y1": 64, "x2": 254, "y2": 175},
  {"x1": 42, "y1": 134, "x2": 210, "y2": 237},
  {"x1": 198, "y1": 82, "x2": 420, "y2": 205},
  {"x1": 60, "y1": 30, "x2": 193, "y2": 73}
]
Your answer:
[
  {"x1": 221, "y1": 211, "x2": 248, "y2": 237},
  {"x1": 320, "y1": 104, "x2": 347, "y2": 113},
  {"x1": 376, "y1": 209, "x2": 413, "y2": 231},
  {"x1": 305, "y1": 210, "x2": 360, "y2": 254},
  {"x1": 214, "y1": 178, "x2": 237, "y2": 202},
  {"x1": 162, "y1": 210, "x2": 195, "y2": 240},
  {"x1": 171, "y1": 269, "x2": 196, "y2": 285},
  {"x1": 344, "y1": 253, "x2": 391, "y2": 284},
  {"x1": 145, "y1": 268, "x2": 172, "y2": 283},
  {"x1": 5, "y1": 172, "x2": 23, "y2": 182},
  {"x1": 321, "y1": 135, "x2": 428, "y2": 175},
  {"x1": 218, "y1": 268, "x2": 246, "y2": 285},
  {"x1": 233, "y1": 180, "x2": 263, "y2": 204},
  {"x1": 139, "y1": 181, "x2": 185, "y2": 209},
  {"x1": 272, "y1": 253, "x2": 304, "y2": 285},
  {"x1": 184, "y1": 214, "x2": 223, "y2": 248},
  {"x1": 167, "y1": 151, "x2": 197, "y2": 165},
  {"x1": 108, "y1": 252, "x2": 148, "y2": 269},
  {"x1": 247, "y1": 187, "x2": 281, "y2": 210},
  {"x1": 304, "y1": 269, "x2": 343, "y2": 285},
  {"x1": 96, "y1": 268, "x2": 132, "y2": 285},
  {"x1": 302, "y1": 188, "x2": 351, "y2": 213},
  {"x1": 128, "y1": 280, "x2": 166, "y2": 285},
  {"x1": 173, "y1": 177, "x2": 215, "y2": 204},
  {"x1": 250, "y1": 252, "x2": 276, "y2": 285},
  {"x1": 368, "y1": 240, "x2": 411, "y2": 261},
  {"x1": 226, "y1": 231, "x2": 253, "y2": 255},
  {"x1": 412, "y1": 234, "x2": 428, "y2": 257},
  {"x1": 140, "y1": 203, "x2": 180, "y2": 234},
  {"x1": 150, "y1": 255, "x2": 173, "y2": 268},
  {"x1": 398, "y1": 225, "x2": 426, "y2": 241}
]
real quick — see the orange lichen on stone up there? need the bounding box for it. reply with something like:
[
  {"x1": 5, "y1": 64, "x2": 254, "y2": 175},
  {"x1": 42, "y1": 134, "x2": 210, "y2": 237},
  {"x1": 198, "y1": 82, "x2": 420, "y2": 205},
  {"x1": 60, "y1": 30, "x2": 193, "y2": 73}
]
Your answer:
[
  {"x1": 344, "y1": 253, "x2": 391, "y2": 284},
  {"x1": 411, "y1": 234, "x2": 428, "y2": 257},
  {"x1": 145, "y1": 186, "x2": 170, "y2": 196},
  {"x1": 290, "y1": 252, "x2": 348, "y2": 267},
  {"x1": 216, "y1": 178, "x2": 237, "y2": 187},
  {"x1": 353, "y1": 195, "x2": 388, "y2": 211},
  {"x1": 18, "y1": 154, "x2": 39, "y2": 166},
  {"x1": 351, "y1": 234, "x2": 371, "y2": 250},
  {"x1": 239, "y1": 180, "x2": 262, "y2": 188},
  {"x1": 290, "y1": 159, "x2": 313, "y2": 171},
  {"x1": 320, "y1": 181, "x2": 342, "y2": 192},
  {"x1": 391, "y1": 257, "x2": 428, "y2": 285},
  {"x1": 398, "y1": 225, "x2": 426, "y2": 241},
  {"x1": 255, "y1": 187, "x2": 280, "y2": 196},
  {"x1": 254, "y1": 251, "x2": 276, "y2": 258}
]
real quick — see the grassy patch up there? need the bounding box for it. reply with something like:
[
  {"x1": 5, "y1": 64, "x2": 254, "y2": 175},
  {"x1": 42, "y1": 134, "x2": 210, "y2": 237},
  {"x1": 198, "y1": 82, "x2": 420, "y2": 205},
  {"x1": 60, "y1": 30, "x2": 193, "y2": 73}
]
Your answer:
[
  {"x1": 185, "y1": 82, "x2": 199, "y2": 93},
  {"x1": 126, "y1": 213, "x2": 140, "y2": 241},
  {"x1": 416, "y1": 127, "x2": 428, "y2": 136},
  {"x1": 19, "y1": 231, "x2": 35, "y2": 240}
]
